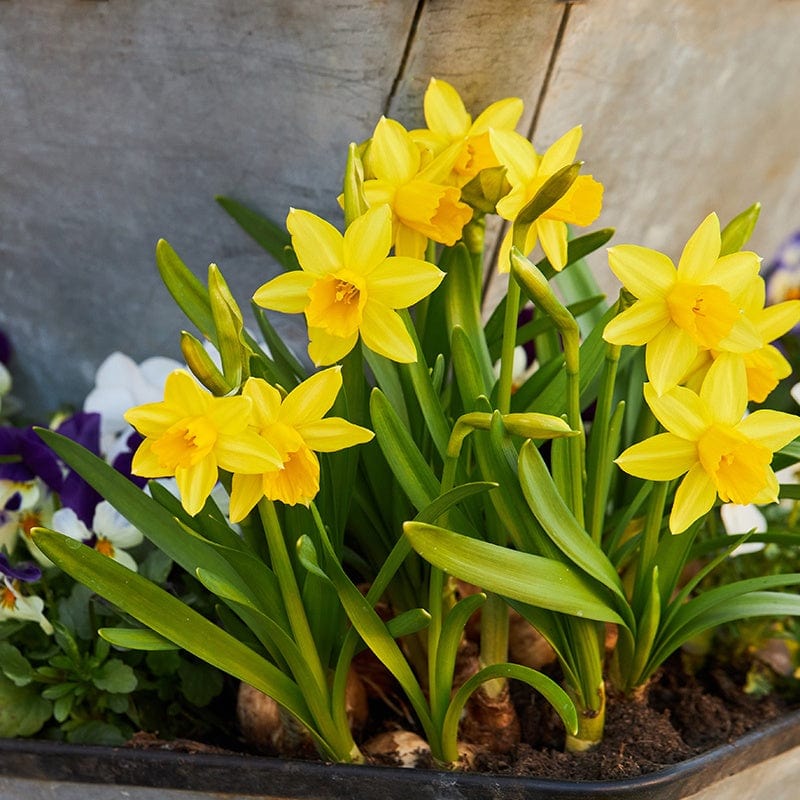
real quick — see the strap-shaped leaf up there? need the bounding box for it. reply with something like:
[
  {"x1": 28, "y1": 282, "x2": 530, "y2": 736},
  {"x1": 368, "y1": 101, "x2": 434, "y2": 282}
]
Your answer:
[
  {"x1": 155, "y1": 239, "x2": 215, "y2": 340},
  {"x1": 99, "y1": 628, "x2": 179, "y2": 651},
  {"x1": 405, "y1": 522, "x2": 624, "y2": 625},
  {"x1": 32, "y1": 529, "x2": 316, "y2": 740},
  {"x1": 518, "y1": 441, "x2": 629, "y2": 611},
  {"x1": 215, "y1": 196, "x2": 294, "y2": 269}
]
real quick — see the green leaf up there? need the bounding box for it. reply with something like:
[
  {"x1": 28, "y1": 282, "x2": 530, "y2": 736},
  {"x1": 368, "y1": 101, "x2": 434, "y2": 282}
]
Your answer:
[
  {"x1": 404, "y1": 522, "x2": 624, "y2": 625},
  {"x1": 155, "y1": 239, "x2": 215, "y2": 340},
  {"x1": 0, "y1": 642, "x2": 33, "y2": 686},
  {"x1": 518, "y1": 441, "x2": 629, "y2": 611},
  {"x1": 384, "y1": 608, "x2": 431, "y2": 640},
  {"x1": 99, "y1": 627, "x2": 180, "y2": 651},
  {"x1": 32, "y1": 529, "x2": 315, "y2": 737},
  {"x1": 296, "y1": 535, "x2": 335, "y2": 589},
  {"x1": 0, "y1": 673, "x2": 51, "y2": 737},
  {"x1": 92, "y1": 659, "x2": 138, "y2": 694},
  {"x1": 215, "y1": 196, "x2": 294, "y2": 268},
  {"x1": 178, "y1": 659, "x2": 225, "y2": 706},
  {"x1": 252, "y1": 303, "x2": 307, "y2": 384},
  {"x1": 719, "y1": 203, "x2": 761, "y2": 256},
  {"x1": 66, "y1": 720, "x2": 127, "y2": 746}
]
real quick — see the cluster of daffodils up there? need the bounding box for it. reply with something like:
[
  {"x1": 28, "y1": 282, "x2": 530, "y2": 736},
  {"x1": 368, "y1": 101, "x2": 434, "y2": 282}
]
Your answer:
[
  {"x1": 607, "y1": 214, "x2": 800, "y2": 533},
  {"x1": 24, "y1": 77, "x2": 800, "y2": 763}
]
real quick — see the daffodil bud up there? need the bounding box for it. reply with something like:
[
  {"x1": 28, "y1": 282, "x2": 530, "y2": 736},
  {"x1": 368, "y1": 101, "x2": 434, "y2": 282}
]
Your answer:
[{"x1": 180, "y1": 331, "x2": 231, "y2": 396}]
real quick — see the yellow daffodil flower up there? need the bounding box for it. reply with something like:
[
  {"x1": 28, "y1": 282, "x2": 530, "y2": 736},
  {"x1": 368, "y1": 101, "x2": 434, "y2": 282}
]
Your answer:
[
  {"x1": 616, "y1": 356, "x2": 800, "y2": 534},
  {"x1": 229, "y1": 368, "x2": 373, "y2": 519},
  {"x1": 253, "y1": 204, "x2": 445, "y2": 365},
  {"x1": 603, "y1": 213, "x2": 764, "y2": 395},
  {"x1": 490, "y1": 125, "x2": 603, "y2": 272},
  {"x1": 362, "y1": 117, "x2": 473, "y2": 258},
  {"x1": 410, "y1": 77, "x2": 523, "y2": 187},
  {"x1": 682, "y1": 279, "x2": 800, "y2": 402},
  {"x1": 124, "y1": 370, "x2": 282, "y2": 516}
]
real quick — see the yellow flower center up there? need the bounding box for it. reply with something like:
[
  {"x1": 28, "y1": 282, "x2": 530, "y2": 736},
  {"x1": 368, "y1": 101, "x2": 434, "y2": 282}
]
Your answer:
[
  {"x1": 95, "y1": 537, "x2": 116, "y2": 559},
  {"x1": 395, "y1": 180, "x2": 472, "y2": 245},
  {"x1": 151, "y1": 416, "x2": 217, "y2": 470},
  {"x1": 454, "y1": 132, "x2": 498, "y2": 178},
  {"x1": 666, "y1": 282, "x2": 740, "y2": 348},
  {"x1": 1, "y1": 585, "x2": 17, "y2": 610},
  {"x1": 697, "y1": 424, "x2": 772, "y2": 504},
  {"x1": 306, "y1": 271, "x2": 365, "y2": 338}
]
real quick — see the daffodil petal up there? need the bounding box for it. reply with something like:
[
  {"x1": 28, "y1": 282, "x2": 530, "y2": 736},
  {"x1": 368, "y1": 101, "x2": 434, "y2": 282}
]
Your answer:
[
  {"x1": 607, "y1": 245, "x2": 675, "y2": 299},
  {"x1": 368, "y1": 256, "x2": 445, "y2": 308},
  {"x1": 229, "y1": 472, "x2": 266, "y2": 524},
  {"x1": 471, "y1": 97, "x2": 524, "y2": 135},
  {"x1": 343, "y1": 205, "x2": 392, "y2": 275},
  {"x1": 360, "y1": 303, "x2": 416, "y2": 362},
  {"x1": 207, "y1": 395, "x2": 253, "y2": 435},
  {"x1": 677, "y1": 213, "x2": 721, "y2": 283},
  {"x1": 603, "y1": 298, "x2": 670, "y2": 346},
  {"x1": 646, "y1": 326, "x2": 698, "y2": 395},
  {"x1": 281, "y1": 367, "x2": 342, "y2": 425},
  {"x1": 718, "y1": 314, "x2": 763, "y2": 353},
  {"x1": 394, "y1": 223, "x2": 428, "y2": 260},
  {"x1": 537, "y1": 218, "x2": 568, "y2": 271},
  {"x1": 713, "y1": 251, "x2": 762, "y2": 295},
  {"x1": 163, "y1": 371, "x2": 208, "y2": 416},
  {"x1": 699, "y1": 353, "x2": 747, "y2": 425},
  {"x1": 545, "y1": 175, "x2": 603, "y2": 226},
  {"x1": 287, "y1": 209, "x2": 344, "y2": 277},
  {"x1": 363, "y1": 180, "x2": 396, "y2": 209},
  {"x1": 124, "y1": 402, "x2": 181, "y2": 438},
  {"x1": 751, "y1": 469, "x2": 780, "y2": 505},
  {"x1": 307, "y1": 327, "x2": 358, "y2": 367},
  {"x1": 643, "y1": 383, "x2": 708, "y2": 440},
  {"x1": 216, "y1": 431, "x2": 282, "y2": 474},
  {"x1": 242, "y1": 378, "x2": 281, "y2": 427},
  {"x1": 253, "y1": 271, "x2": 315, "y2": 313},
  {"x1": 297, "y1": 418, "x2": 374, "y2": 452},
  {"x1": 737, "y1": 410, "x2": 800, "y2": 451},
  {"x1": 423, "y1": 78, "x2": 470, "y2": 139},
  {"x1": 489, "y1": 129, "x2": 539, "y2": 186},
  {"x1": 131, "y1": 440, "x2": 169, "y2": 478},
  {"x1": 616, "y1": 433, "x2": 697, "y2": 480},
  {"x1": 756, "y1": 300, "x2": 800, "y2": 342},
  {"x1": 670, "y1": 462, "x2": 718, "y2": 534},
  {"x1": 370, "y1": 117, "x2": 419, "y2": 184},
  {"x1": 176, "y1": 459, "x2": 218, "y2": 516},
  {"x1": 540, "y1": 126, "x2": 583, "y2": 174}
]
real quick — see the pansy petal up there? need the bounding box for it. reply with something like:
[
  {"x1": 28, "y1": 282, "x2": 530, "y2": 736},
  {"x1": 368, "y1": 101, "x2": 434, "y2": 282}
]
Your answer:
[
  {"x1": 677, "y1": 213, "x2": 721, "y2": 283},
  {"x1": 607, "y1": 245, "x2": 675, "y2": 299},
  {"x1": 253, "y1": 271, "x2": 316, "y2": 313},
  {"x1": 603, "y1": 298, "x2": 670, "y2": 346},
  {"x1": 644, "y1": 383, "x2": 708, "y2": 440},
  {"x1": 360, "y1": 303, "x2": 416, "y2": 363},
  {"x1": 368, "y1": 257, "x2": 445, "y2": 308},
  {"x1": 615, "y1": 433, "x2": 697, "y2": 481},
  {"x1": 307, "y1": 328, "x2": 358, "y2": 367},
  {"x1": 699, "y1": 354, "x2": 748, "y2": 425},
  {"x1": 370, "y1": 117, "x2": 419, "y2": 184},
  {"x1": 646, "y1": 326, "x2": 699, "y2": 395},
  {"x1": 737, "y1": 409, "x2": 800, "y2": 452},
  {"x1": 297, "y1": 417, "x2": 374, "y2": 452},
  {"x1": 344, "y1": 205, "x2": 393, "y2": 276},
  {"x1": 423, "y1": 78, "x2": 471, "y2": 139},
  {"x1": 228, "y1": 473, "x2": 267, "y2": 524},
  {"x1": 176, "y1": 459, "x2": 218, "y2": 516},
  {"x1": 110, "y1": 548, "x2": 138, "y2": 572},
  {"x1": 281, "y1": 367, "x2": 342, "y2": 425},
  {"x1": 540, "y1": 125, "x2": 582, "y2": 174},
  {"x1": 471, "y1": 97, "x2": 524, "y2": 135},
  {"x1": 537, "y1": 218, "x2": 568, "y2": 271},
  {"x1": 286, "y1": 209, "x2": 344, "y2": 277},
  {"x1": 670, "y1": 463, "x2": 718, "y2": 534}
]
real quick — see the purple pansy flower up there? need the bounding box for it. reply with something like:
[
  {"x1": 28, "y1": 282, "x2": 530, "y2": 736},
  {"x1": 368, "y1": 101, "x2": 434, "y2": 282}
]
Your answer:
[
  {"x1": 763, "y1": 230, "x2": 800, "y2": 333},
  {"x1": 53, "y1": 412, "x2": 103, "y2": 526},
  {"x1": 0, "y1": 552, "x2": 41, "y2": 583},
  {"x1": 0, "y1": 426, "x2": 63, "y2": 491}
]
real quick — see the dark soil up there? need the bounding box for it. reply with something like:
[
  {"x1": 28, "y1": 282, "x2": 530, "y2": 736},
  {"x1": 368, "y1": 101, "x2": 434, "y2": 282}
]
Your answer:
[{"x1": 473, "y1": 655, "x2": 790, "y2": 781}]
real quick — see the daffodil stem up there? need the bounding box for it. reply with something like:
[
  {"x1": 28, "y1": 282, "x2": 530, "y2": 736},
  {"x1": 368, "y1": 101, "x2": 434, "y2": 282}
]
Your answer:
[
  {"x1": 633, "y1": 480, "x2": 669, "y2": 611},
  {"x1": 498, "y1": 278, "x2": 521, "y2": 414},
  {"x1": 480, "y1": 592, "x2": 509, "y2": 698}
]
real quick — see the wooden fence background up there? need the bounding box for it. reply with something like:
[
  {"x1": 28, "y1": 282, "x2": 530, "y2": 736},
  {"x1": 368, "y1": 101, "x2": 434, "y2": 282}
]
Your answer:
[{"x1": 2, "y1": 0, "x2": 799, "y2": 412}]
